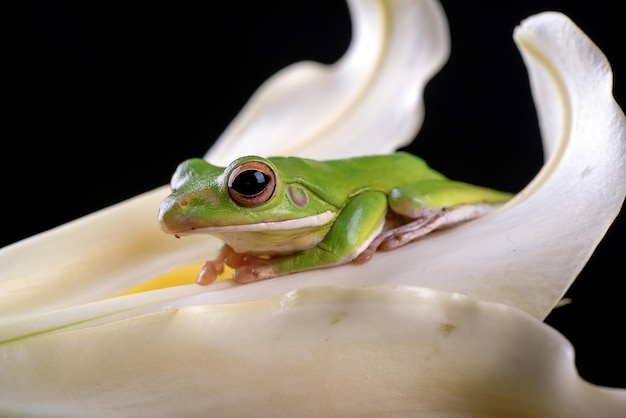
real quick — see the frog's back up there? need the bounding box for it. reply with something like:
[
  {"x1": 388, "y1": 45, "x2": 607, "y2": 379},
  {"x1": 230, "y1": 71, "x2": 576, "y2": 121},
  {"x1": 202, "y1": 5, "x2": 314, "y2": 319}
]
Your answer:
[{"x1": 269, "y1": 152, "x2": 446, "y2": 207}]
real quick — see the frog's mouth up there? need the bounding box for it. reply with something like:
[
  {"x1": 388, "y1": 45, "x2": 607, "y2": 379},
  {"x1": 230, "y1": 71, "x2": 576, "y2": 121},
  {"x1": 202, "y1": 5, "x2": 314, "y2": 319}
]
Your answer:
[
  {"x1": 172, "y1": 210, "x2": 338, "y2": 255},
  {"x1": 165, "y1": 210, "x2": 336, "y2": 236}
]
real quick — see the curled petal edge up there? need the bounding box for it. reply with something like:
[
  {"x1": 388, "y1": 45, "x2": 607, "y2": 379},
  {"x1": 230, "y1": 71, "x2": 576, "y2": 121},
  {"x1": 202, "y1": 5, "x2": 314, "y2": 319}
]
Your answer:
[{"x1": 205, "y1": 0, "x2": 450, "y2": 162}]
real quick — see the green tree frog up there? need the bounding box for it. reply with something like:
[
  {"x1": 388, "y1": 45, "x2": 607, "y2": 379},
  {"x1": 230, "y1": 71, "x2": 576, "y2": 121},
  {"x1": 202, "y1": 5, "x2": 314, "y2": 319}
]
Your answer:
[{"x1": 158, "y1": 152, "x2": 512, "y2": 285}]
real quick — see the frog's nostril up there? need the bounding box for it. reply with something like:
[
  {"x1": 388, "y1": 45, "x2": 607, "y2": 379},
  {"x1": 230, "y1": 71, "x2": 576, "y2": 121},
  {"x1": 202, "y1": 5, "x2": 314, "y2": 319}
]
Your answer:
[{"x1": 179, "y1": 198, "x2": 189, "y2": 207}]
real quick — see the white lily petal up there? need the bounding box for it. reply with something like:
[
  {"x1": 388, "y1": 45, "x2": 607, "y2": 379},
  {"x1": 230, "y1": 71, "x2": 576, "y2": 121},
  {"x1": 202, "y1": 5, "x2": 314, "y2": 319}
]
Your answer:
[
  {"x1": 0, "y1": 188, "x2": 214, "y2": 317},
  {"x1": 0, "y1": 282, "x2": 235, "y2": 344},
  {"x1": 1, "y1": 287, "x2": 624, "y2": 418},
  {"x1": 205, "y1": 0, "x2": 449, "y2": 163}
]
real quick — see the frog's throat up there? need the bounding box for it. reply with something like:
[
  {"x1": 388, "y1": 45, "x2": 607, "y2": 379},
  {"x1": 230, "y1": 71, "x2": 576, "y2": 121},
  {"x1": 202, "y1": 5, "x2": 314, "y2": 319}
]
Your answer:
[{"x1": 180, "y1": 210, "x2": 336, "y2": 234}]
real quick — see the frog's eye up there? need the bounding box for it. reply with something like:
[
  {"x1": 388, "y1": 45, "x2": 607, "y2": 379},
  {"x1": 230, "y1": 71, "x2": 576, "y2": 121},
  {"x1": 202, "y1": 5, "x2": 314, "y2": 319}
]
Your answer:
[{"x1": 227, "y1": 161, "x2": 276, "y2": 207}]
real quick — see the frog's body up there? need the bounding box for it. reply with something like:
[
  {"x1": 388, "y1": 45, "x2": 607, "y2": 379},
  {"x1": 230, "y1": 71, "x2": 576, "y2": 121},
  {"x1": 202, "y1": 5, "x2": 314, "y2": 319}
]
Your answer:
[{"x1": 159, "y1": 152, "x2": 512, "y2": 284}]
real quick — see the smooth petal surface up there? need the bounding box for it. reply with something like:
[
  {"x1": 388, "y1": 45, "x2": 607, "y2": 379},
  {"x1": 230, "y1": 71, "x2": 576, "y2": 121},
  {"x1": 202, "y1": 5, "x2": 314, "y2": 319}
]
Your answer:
[
  {"x1": 0, "y1": 188, "x2": 213, "y2": 317},
  {"x1": 205, "y1": 0, "x2": 449, "y2": 162},
  {"x1": 2, "y1": 286, "x2": 624, "y2": 418}
]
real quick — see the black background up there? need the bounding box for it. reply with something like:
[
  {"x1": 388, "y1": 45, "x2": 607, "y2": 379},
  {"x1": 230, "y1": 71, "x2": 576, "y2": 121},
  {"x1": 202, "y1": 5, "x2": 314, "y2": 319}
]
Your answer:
[{"x1": 6, "y1": 2, "x2": 625, "y2": 388}]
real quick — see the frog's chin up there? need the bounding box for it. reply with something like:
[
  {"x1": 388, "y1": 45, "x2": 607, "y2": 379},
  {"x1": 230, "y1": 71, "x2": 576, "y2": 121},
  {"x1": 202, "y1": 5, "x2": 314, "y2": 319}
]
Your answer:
[{"x1": 172, "y1": 210, "x2": 337, "y2": 235}]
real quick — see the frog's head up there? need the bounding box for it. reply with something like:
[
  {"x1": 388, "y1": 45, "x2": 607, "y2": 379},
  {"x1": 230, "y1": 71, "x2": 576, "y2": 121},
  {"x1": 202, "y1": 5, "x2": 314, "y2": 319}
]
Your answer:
[{"x1": 158, "y1": 156, "x2": 335, "y2": 236}]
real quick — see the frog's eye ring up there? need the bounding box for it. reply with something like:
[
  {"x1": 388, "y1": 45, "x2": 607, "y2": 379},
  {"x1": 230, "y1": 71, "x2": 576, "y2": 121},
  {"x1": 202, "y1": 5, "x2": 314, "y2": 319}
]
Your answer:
[{"x1": 228, "y1": 161, "x2": 276, "y2": 207}]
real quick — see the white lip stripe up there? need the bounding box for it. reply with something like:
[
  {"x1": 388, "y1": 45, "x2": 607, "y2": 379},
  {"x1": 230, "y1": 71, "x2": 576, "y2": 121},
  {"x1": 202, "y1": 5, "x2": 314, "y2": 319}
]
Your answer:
[{"x1": 186, "y1": 210, "x2": 336, "y2": 233}]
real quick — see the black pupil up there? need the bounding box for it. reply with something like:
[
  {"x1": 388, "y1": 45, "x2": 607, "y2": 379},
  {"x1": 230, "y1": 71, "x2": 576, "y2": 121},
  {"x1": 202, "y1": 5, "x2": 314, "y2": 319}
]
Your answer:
[{"x1": 233, "y1": 170, "x2": 270, "y2": 196}]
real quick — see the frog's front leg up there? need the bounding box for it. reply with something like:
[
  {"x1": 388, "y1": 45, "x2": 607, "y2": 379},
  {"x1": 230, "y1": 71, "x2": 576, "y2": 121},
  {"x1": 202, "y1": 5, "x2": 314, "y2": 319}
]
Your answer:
[
  {"x1": 231, "y1": 191, "x2": 389, "y2": 284},
  {"x1": 196, "y1": 243, "x2": 268, "y2": 285}
]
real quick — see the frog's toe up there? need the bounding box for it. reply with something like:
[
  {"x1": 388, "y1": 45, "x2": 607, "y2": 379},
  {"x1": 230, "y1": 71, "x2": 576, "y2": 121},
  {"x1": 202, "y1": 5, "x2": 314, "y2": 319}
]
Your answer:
[
  {"x1": 232, "y1": 265, "x2": 277, "y2": 284},
  {"x1": 196, "y1": 260, "x2": 223, "y2": 285}
]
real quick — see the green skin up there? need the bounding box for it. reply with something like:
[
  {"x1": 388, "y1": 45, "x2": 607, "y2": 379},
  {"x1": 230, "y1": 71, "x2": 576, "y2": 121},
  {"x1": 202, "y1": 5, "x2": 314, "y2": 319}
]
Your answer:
[{"x1": 158, "y1": 152, "x2": 512, "y2": 284}]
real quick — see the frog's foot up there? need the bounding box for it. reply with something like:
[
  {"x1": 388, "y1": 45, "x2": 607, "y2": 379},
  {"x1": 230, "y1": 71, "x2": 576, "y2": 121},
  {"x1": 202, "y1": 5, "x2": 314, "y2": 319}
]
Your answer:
[
  {"x1": 352, "y1": 232, "x2": 393, "y2": 264},
  {"x1": 223, "y1": 251, "x2": 269, "y2": 269},
  {"x1": 196, "y1": 244, "x2": 232, "y2": 285},
  {"x1": 232, "y1": 265, "x2": 279, "y2": 284},
  {"x1": 379, "y1": 204, "x2": 496, "y2": 251},
  {"x1": 195, "y1": 245, "x2": 284, "y2": 284},
  {"x1": 218, "y1": 250, "x2": 280, "y2": 284},
  {"x1": 351, "y1": 212, "x2": 410, "y2": 264}
]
